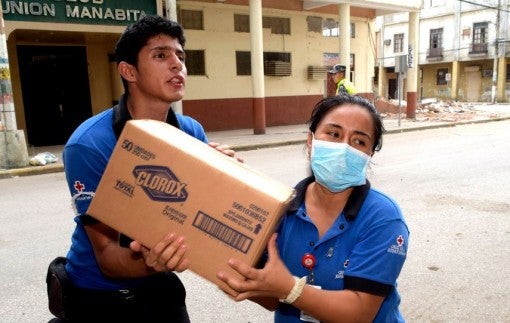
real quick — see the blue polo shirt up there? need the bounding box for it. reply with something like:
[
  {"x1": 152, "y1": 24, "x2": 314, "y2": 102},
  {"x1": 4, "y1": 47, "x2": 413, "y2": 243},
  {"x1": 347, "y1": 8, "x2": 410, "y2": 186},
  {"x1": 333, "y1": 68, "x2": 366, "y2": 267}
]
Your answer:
[
  {"x1": 63, "y1": 94, "x2": 207, "y2": 290},
  {"x1": 275, "y1": 177, "x2": 409, "y2": 322}
]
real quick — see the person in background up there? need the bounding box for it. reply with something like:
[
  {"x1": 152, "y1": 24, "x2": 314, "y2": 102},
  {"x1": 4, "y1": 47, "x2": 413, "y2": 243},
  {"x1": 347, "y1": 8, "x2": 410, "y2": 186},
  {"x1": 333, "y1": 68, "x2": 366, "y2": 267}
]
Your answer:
[
  {"x1": 47, "y1": 15, "x2": 239, "y2": 322},
  {"x1": 328, "y1": 64, "x2": 357, "y2": 95},
  {"x1": 217, "y1": 94, "x2": 409, "y2": 322}
]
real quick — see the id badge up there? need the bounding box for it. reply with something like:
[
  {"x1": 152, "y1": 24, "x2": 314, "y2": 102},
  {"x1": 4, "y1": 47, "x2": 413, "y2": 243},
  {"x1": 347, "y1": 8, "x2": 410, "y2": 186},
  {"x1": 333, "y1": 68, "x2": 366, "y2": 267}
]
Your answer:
[{"x1": 299, "y1": 285, "x2": 321, "y2": 322}]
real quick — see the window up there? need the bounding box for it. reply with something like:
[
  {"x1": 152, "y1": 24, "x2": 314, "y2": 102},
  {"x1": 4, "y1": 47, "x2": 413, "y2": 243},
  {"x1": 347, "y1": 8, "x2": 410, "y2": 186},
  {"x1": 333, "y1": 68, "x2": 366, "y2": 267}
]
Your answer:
[
  {"x1": 234, "y1": 14, "x2": 250, "y2": 33},
  {"x1": 473, "y1": 22, "x2": 488, "y2": 45},
  {"x1": 263, "y1": 16, "x2": 290, "y2": 35},
  {"x1": 437, "y1": 68, "x2": 448, "y2": 85},
  {"x1": 471, "y1": 22, "x2": 488, "y2": 53},
  {"x1": 428, "y1": 28, "x2": 443, "y2": 58},
  {"x1": 351, "y1": 22, "x2": 355, "y2": 38},
  {"x1": 236, "y1": 51, "x2": 251, "y2": 75},
  {"x1": 179, "y1": 10, "x2": 203, "y2": 30},
  {"x1": 430, "y1": 28, "x2": 443, "y2": 49},
  {"x1": 264, "y1": 52, "x2": 291, "y2": 63},
  {"x1": 236, "y1": 15, "x2": 290, "y2": 34},
  {"x1": 394, "y1": 33, "x2": 404, "y2": 53},
  {"x1": 307, "y1": 16, "x2": 323, "y2": 33},
  {"x1": 185, "y1": 50, "x2": 205, "y2": 75},
  {"x1": 235, "y1": 51, "x2": 291, "y2": 76},
  {"x1": 264, "y1": 52, "x2": 291, "y2": 76},
  {"x1": 323, "y1": 18, "x2": 339, "y2": 37},
  {"x1": 430, "y1": 0, "x2": 446, "y2": 7},
  {"x1": 506, "y1": 64, "x2": 510, "y2": 82}
]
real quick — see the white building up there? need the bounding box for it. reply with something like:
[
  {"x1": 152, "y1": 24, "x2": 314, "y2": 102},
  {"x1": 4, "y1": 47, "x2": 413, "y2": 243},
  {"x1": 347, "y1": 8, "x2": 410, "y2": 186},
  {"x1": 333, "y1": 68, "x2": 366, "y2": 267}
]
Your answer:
[{"x1": 377, "y1": 0, "x2": 509, "y2": 103}]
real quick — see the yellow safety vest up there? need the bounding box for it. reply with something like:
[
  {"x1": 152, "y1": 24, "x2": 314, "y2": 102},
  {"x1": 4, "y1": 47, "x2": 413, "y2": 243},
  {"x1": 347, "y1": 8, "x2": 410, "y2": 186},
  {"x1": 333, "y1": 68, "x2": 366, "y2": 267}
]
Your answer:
[{"x1": 336, "y1": 79, "x2": 357, "y2": 95}]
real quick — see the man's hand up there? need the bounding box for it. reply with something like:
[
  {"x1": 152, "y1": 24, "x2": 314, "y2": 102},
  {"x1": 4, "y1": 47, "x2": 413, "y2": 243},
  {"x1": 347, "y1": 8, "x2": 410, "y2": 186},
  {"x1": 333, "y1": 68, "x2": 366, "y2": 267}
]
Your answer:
[
  {"x1": 130, "y1": 233, "x2": 189, "y2": 272},
  {"x1": 216, "y1": 233, "x2": 294, "y2": 301},
  {"x1": 208, "y1": 142, "x2": 244, "y2": 163}
]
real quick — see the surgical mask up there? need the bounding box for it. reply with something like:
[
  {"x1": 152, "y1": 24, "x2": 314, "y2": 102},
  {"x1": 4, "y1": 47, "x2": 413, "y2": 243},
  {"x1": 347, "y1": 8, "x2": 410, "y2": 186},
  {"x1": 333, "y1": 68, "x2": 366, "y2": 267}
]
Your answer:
[{"x1": 311, "y1": 138, "x2": 370, "y2": 193}]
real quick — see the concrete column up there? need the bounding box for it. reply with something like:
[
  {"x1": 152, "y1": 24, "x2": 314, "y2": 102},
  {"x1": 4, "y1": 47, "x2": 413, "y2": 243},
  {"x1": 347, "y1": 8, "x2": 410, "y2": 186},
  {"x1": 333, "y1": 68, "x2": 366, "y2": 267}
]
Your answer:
[
  {"x1": 378, "y1": 66, "x2": 387, "y2": 99},
  {"x1": 497, "y1": 0, "x2": 508, "y2": 102},
  {"x1": 378, "y1": 18, "x2": 387, "y2": 99},
  {"x1": 250, "y1": 0, "x2": 266, "y2": 134},
  {"x1": 497, "y1": 57, "x2": 507, "y2": 102},
  {"x1": 165, "y1": 0, "x2": 183, "y2": 114},
  {"x1": 108, "y1": 54, "x2": 123, "y2": 106},
  {"x1": 0, "y1": 2, "x2": 28, "y2": 169},
  {"x1": 165, "y1": 0, "x2": 177, "y2": 20},
  {"x1": 338, "y1": 4, "x2": 351, "y2": 80},
  {"x1": 451, "y1": 60, "x2": 459, "y2": 101},
  {"x1": 406, "y1": 11, "x2": 419, "y2": 119}
]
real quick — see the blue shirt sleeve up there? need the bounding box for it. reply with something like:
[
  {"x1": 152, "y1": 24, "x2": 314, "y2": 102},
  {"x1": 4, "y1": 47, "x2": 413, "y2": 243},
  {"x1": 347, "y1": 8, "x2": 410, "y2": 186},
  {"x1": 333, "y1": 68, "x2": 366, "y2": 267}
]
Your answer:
[
  {"x1": 344, "y1": 199, "x2": 409, "y2": 286},
  {"x1": 63, "y1": 143, "x2": 110, "y2": 217},
  {"x1": 176, "y1": 114, "x2": 208, "y2": 143}
]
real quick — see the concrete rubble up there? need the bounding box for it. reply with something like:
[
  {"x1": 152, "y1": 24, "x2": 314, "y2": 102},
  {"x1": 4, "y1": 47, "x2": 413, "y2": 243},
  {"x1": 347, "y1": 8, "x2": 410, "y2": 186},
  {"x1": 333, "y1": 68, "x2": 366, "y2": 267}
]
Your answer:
[{"x1": 375, "y1": 97, "x2": 508, "y2": 123}]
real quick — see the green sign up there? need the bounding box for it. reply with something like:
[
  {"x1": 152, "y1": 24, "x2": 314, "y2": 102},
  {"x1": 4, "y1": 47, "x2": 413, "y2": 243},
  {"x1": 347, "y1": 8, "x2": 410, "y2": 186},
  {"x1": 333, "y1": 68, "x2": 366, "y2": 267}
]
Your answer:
[{"x1": 2, "y1": 0, "x2": 158, "y2": 26}]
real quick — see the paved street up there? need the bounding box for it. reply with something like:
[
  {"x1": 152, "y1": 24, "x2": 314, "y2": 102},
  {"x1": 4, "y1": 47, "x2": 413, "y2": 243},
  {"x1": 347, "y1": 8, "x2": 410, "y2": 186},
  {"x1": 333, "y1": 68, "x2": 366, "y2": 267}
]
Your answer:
[{"x1": 0, "y1": 119, "x2": 509, "y2": 322}]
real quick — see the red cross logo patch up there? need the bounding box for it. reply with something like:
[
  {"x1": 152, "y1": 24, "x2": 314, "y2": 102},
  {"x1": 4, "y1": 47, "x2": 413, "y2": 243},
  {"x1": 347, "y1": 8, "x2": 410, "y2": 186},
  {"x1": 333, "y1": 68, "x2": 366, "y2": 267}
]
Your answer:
[
  {"x1": 397, "y1": 235, "x2": 404, "y2": 247},
  {"x1": 74, "y1": 181, "x2": 85, "y2": 193}
]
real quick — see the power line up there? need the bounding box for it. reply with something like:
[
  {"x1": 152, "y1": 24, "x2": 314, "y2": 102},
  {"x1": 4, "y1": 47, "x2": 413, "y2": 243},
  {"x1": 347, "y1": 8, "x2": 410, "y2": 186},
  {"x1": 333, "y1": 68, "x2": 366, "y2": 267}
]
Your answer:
[{"x1": 457, "y1": 0, "x2": 510, "y2": 13}]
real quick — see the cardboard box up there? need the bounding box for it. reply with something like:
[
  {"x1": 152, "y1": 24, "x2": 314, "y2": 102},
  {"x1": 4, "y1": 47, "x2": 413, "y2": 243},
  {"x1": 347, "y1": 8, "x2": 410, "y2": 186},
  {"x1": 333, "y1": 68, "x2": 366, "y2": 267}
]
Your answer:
[{"x1": 87, "y1": 119, "x2": 295, "y2": 293}]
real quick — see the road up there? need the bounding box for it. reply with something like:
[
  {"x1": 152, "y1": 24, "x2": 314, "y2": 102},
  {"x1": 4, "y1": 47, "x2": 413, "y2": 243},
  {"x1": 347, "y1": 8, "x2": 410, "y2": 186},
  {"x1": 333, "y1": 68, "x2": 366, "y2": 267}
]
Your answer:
[{"x1": 0, "y1": 120, "x2": 509, "y2": 322}]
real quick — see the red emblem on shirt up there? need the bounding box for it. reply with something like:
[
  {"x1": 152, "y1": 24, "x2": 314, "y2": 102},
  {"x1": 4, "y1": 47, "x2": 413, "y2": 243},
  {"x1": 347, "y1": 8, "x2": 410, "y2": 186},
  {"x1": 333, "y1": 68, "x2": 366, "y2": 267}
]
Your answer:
[
  {"x1": 74, "y1": 181, "x2": 85, "y2": 193},
  {"x1": 397, "y1": 235, "x2": 404, "y2": 247}
]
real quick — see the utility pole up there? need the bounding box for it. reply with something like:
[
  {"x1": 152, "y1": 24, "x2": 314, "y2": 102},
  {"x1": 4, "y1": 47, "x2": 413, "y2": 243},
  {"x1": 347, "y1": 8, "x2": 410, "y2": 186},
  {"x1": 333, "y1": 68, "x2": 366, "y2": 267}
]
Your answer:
[
  {"x1": 491, "y1": 0, "x2": 500, "y2": 104},
  {"x1": 0, "y1": 2, "x2": 28, "y2": 169}
]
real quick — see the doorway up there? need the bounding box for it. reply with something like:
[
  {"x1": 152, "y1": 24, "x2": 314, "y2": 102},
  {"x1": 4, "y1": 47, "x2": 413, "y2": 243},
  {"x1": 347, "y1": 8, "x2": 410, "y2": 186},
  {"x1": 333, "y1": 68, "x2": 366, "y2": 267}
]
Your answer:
[
  {"x1": 388, "y1": 78, "x2": 398, "y2": 99},
  {"x1": 465, "y1": 70, "x2": 481, "y2": 102},
  {"x1": 17, "y1": 45, "x2": 92, "y2": 146}
]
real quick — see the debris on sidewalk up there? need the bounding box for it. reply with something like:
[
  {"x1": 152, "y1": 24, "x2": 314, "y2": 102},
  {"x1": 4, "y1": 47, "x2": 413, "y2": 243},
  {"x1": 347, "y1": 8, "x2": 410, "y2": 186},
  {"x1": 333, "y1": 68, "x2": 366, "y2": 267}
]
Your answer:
[
  {"x1": 415, "y1": 99, "x2": 477, "y2": 122},
  {"x1": 29, "y1": 152, "x2": 59, "y2": 166},
  {"x1": 376, "y1": 97, "x2": 507, "y2": 123}
]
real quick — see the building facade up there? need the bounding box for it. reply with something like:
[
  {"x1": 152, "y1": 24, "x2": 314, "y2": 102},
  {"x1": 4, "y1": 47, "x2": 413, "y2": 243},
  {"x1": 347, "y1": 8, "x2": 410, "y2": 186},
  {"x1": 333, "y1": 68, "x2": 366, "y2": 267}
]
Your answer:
[
  {"x1": 377, "y1": 0, "x2": 510, "y2": 103},
  {"x1": 1, "y1": 0, "x2": 421, "y2": 147}
]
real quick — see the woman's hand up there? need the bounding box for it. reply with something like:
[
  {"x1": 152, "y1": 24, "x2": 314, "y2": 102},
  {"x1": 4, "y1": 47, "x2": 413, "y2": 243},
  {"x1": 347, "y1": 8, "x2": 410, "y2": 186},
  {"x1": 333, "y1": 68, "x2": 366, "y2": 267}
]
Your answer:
[
  {"x1": 217, "y1": 233, "x2": 295, "y2": 302},
  {"x1": 209, "y1": 142, "x2": 244, "y2": 163},
  {"x1": 130, "y1": 232, "x2": 189, "y2": 273}
]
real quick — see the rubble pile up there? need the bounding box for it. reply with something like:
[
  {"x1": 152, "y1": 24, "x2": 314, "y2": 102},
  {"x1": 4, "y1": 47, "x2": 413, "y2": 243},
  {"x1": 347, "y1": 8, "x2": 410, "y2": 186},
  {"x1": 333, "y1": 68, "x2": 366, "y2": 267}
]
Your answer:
[
  {"x1": 414, "y1": 99, "x2": 476, "y2": 122},
  {"x1": 375, "y1": 97, "x2": 503, "y2": 123}
]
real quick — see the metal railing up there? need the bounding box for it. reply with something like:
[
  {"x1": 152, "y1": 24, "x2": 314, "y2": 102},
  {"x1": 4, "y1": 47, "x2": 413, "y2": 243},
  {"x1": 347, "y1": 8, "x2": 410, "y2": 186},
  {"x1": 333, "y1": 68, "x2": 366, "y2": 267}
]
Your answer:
[
  {"x1": 469, "y1": 43, "x2": 488, "y2": 55},
  {"x1": 426, "y1": 47, "x2": 443, "y2": 59}
]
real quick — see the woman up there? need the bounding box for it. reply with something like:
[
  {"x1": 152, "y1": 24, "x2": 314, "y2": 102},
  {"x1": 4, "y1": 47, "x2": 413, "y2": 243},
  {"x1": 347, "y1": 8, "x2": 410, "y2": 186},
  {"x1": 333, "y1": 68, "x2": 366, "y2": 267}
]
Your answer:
[{"x1": 217, "y1": 95, "x2": 409, "y2": 322}]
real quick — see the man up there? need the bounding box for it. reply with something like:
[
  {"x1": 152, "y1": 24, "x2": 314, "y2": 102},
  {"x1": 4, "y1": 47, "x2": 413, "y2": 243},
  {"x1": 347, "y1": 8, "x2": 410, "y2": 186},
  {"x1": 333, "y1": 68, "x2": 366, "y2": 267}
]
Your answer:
[
  {"x1": 328, "y1": 64, "x2": 357, "y2": 95},
  {"x1": 47, "y1": 15, "x2": 238, "y2": 322}
]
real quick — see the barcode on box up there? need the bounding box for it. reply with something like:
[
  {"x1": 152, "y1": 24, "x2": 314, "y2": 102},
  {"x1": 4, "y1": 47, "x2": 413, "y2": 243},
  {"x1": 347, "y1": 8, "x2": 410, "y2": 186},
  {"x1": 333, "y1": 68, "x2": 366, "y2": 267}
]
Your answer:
[{"x1": 193, "y1": 211, "x2": 253, "y2": 253}]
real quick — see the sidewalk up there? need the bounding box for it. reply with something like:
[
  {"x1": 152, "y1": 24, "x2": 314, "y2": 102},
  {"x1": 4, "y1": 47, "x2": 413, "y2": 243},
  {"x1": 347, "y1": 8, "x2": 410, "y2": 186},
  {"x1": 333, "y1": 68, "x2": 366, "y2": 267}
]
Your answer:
[{"x1": 1, "y1": 102, "x2": 509, "y2": 178}]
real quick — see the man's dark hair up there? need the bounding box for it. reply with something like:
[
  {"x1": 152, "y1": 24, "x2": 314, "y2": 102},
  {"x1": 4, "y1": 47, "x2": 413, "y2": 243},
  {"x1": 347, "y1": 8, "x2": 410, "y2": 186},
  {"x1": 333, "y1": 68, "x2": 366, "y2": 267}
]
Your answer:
[{"x1": 115, "y1": 15, "x2": 186, "y2": 92}]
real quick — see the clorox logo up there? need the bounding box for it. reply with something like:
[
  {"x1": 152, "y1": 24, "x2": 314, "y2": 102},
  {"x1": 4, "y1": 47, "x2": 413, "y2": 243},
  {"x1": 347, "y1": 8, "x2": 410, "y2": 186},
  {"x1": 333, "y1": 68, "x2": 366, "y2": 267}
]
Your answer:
[{"x1": 132, "y1": 165, "x2": 188, "y2": 202}]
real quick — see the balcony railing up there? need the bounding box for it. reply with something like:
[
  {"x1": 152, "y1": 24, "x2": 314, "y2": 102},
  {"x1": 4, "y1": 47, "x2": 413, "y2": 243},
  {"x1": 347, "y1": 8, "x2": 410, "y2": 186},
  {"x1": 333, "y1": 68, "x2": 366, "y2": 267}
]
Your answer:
[
  {"x1": 426, "y1": 47, "x2": 443, "y2": 60},
  {"x1": 469, "y1": 43, "x2": 488, "y2": 55}
]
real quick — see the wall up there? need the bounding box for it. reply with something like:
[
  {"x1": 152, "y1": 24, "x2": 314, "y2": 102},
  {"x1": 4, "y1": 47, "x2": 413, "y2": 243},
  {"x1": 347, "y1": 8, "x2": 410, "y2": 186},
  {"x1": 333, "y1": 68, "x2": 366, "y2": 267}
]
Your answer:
[
  {"x1": 4, "y1": 0, "x2": 381, "y2": 135},
  {"x1": 421, "y1": 63, "x2": 451, "y2": 99},
  {"x1": 180, "y1": 1, "x2": 377, "y2": 130},
  {"x1": 85, "y1": 39, "x2": 115, "y2": 114}
]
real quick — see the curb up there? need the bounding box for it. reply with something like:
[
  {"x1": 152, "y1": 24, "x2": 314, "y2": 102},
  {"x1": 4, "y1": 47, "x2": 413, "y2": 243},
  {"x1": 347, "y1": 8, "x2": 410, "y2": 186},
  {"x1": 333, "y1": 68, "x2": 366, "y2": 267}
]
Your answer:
[
  {"x1": 0, "y1": 163, "x2": 64, "y2": 179},
  {"x1": 1, "y1": 116, "x2": 509, "y2": 179}
]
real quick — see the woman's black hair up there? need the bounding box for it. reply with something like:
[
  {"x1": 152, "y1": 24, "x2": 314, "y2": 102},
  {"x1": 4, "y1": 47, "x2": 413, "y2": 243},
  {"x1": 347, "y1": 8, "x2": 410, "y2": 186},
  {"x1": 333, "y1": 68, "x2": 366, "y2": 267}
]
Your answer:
[
  {"x1": 115, "y1": 15, "x2": 186, "y2": 93},
  {"x1": 307, "y1": 94, "x2": 385, "y2": 152}
]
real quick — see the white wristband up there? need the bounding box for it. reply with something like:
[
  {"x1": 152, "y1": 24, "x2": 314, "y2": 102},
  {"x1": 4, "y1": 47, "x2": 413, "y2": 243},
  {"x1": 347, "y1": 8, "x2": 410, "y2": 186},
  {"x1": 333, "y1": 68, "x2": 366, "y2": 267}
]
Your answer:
[{"x1": 279, "y1": 276, "x2": 307, "y2": 304}]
